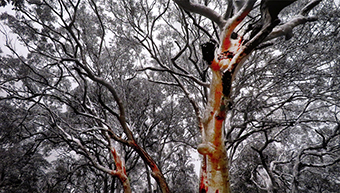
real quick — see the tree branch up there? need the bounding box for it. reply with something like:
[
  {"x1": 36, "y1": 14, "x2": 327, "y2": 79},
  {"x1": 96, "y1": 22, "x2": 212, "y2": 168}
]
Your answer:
[
  {"x1": 265, "y1": 0, "x2": 322, "y2": 41},
  {"x1": 300, "y1": 0, "x2": 323, "y2": 16},
  {"x1": 173, "y1": 0, "x2": 226, "y2": 28},
  {"x1": 138, "y1": 66, "x2": 210, "y2": 87},
  {"x1": 62, "y1": 58, "x2": 135, "y2": 141}
]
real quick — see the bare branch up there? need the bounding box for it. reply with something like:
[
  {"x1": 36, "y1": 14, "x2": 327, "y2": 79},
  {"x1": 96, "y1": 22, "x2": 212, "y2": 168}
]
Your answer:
[
  {"x1": 301, "y1": 157, "x2": 340, "y2": 168},
  {"x1": 266, "y1": 15, "x2": 318, "y2": 41},
  {"x1": 138, "y1": 66, "x2": 210, "y2": 87},
  {"x1": 223, "y1": 0, "x2": 234, "y2": 20},
  {"x1": 62, "y1": 58, "x2": 135, "y2": 141},
  {"x1": 265, "y1": 0, "x2": 322, "y2": 41},
  {"x1": 56, "y1": 125, "x2": 116, "y2": 175},
  {"x1": 300, "y1": 0, "x2": 323, "y2": 16},
  {"x1": 220, "y1": 0, "x2": 256, "y2": 51},
  {"x1": 173, "y1": 0, "x2": 226, "y2": 28},
  {"x1": 172, "y1": 74, "x2": 203, "y2": 131},
  {"x1": 148, "y1": 79, "x2": 180, "y2": 87}
]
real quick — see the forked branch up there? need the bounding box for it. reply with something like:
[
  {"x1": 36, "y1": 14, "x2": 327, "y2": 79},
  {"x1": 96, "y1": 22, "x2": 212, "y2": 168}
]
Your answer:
[
  {"x1": 173, "y1": 0, "x2": 226, "y2": 28},
  {"x1": 266, "y1": 0, "x2": 322, "y2": 41},
  {"x1": 174, "y1": 0, "x2": 257, "y2": 30}
]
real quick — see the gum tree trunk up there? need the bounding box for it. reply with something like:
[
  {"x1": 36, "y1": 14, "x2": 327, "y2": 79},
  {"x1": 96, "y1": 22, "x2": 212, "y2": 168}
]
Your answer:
[
  {"x1": 198, "y1": 70, "x2": 231, "y2": 193},
  {"x1": 197, "y1": 3, "x2": 256, "y2": 192},
  {"x1": 173, "y1": 0, "x2": 322, "y2": 192}
]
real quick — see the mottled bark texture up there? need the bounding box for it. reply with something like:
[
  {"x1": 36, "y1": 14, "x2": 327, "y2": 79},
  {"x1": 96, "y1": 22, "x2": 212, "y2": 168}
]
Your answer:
[{"x1": 174, "y1": 0, "x2": 322, "y2": 192}]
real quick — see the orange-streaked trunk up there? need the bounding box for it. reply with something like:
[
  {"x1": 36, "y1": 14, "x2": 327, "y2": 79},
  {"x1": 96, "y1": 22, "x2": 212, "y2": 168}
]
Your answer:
[
  {"x1": 197, "y1": 11, "x2": 251, "y2": 192},
  {"x1": 110, "y1": 147, "x2": 131, "y2": 193},
  {"x1": 198, "y1": 70, "x2": 230, "y2": 193}
]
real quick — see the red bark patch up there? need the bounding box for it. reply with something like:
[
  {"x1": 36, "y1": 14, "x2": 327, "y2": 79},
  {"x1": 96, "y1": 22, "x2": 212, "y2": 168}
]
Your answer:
[
  {"x1": 222, "y1": 37, "x2": 231, "y2": 52},
  {"x1": 210, "y1": 60, "x2": 220, "y2": 71},
  {"x1": 199, "y1": 178, "x2": 208, "y2": 193}
]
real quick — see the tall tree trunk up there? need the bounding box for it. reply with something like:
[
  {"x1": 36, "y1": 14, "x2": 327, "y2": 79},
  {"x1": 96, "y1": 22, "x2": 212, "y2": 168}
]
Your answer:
[
  {"x1": 174, "y1": 1, "x2": 321, "y2": 192},
  {"x1": 196, "y1": 2, "x2": 256, "y2": 192},
  {"x1": 198, "y1": 71, "x2": 231, "y2": 193}
]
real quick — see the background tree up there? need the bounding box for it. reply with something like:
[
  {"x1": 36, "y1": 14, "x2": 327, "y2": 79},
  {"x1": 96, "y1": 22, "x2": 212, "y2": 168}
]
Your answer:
[
  {"x1": 0, "y1": 0, "x2": 339, "y2": 192},
  {"x1": 0, "y1": 101, "x2": 51, "y2": 192},
  {"x1": 227, "y1": 1, "x2": 340, "y2": 192}
]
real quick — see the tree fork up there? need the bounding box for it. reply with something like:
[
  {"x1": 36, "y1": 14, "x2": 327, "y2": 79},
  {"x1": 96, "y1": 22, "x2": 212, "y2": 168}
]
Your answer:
[
  {"x1": 196, "y1": 2, "x2": 255, "y2": 192},
  {"x1": 175, "y1": 0, "x2": 322, "y2": 192}
]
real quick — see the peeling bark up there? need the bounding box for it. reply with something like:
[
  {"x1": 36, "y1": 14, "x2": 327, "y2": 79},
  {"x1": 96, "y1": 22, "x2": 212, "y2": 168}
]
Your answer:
[
  {"x1": 174, "y1": 0, "x2": 322, "y2": 192},
  {"x1": 110, "y1": 147, "x2": 131, "y2": 193}
]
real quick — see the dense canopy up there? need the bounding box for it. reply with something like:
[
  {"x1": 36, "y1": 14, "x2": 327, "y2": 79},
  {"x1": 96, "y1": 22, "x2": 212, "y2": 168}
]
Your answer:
[{"x1": 0, "y1": 0, "x2": 339, "y2": 192}]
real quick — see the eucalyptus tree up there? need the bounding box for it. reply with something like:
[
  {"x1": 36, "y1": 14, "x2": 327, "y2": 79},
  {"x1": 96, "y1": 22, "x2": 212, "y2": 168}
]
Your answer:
[
  {"x1": 0, "y1": 101, "x2": 51, "y2": 193},
  {"x1": 0, "y1": 0, "x2": 197, "y2": 192},
  {"x1": 168, "y1": 0, "x2": 325, "y2": 192},
  {"x1": 226, "y1": 1, "x2": 340, "y2": 192},
  {"x1": 0, "y1": 0, "x2": 338, "y2": 193}
]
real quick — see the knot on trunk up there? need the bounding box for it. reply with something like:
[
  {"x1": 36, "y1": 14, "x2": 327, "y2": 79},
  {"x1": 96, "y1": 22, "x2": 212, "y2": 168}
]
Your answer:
[{"x1": 197, "y1": 142, "x2": 216, "y2": 156}]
